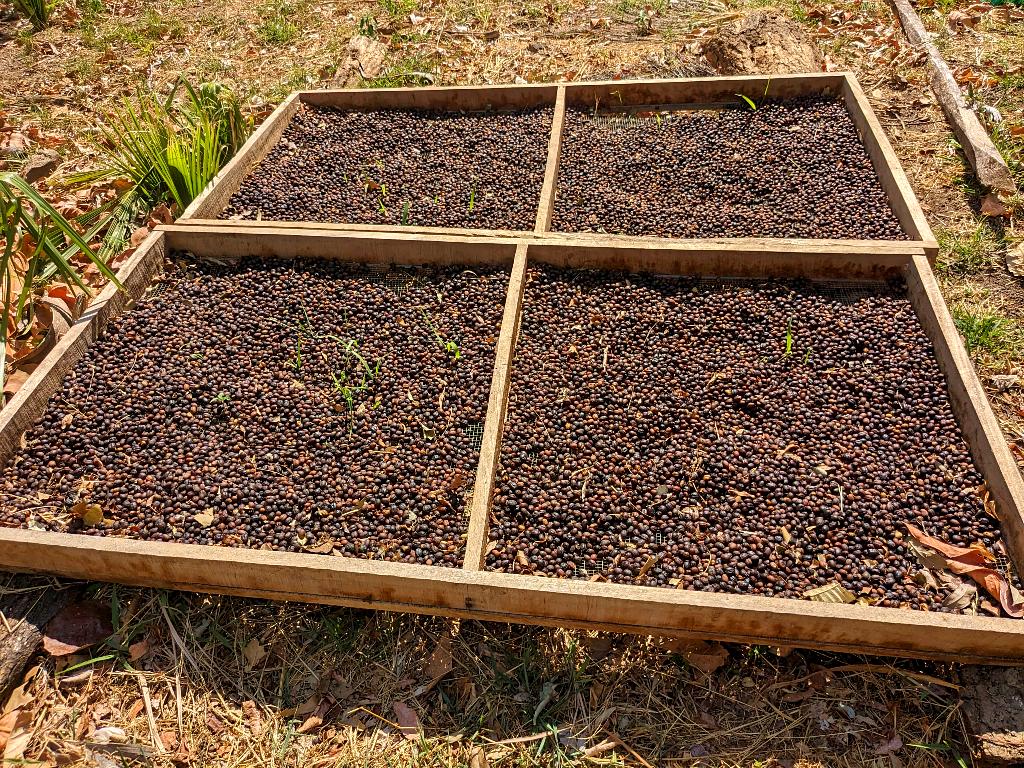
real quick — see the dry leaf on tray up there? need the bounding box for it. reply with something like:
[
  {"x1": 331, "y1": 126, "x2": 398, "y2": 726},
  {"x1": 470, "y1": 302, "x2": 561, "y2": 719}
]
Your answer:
[
  {"x1": 906, "y1": 524, "x2": 1023, "y2": 618},
  {"x1": 72, "y1": 501, "x2": 105, "y2": 526},
  {"x1": 803, "y1": 582, "x2": 856, "y2": 604}
]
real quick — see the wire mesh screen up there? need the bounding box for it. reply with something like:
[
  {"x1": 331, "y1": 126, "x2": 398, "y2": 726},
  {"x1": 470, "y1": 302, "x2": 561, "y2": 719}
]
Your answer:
[
  {"x1": 692, "y1": 276, "x2": 890, "y2": 303},
  {"x1": 365, "y1": 264, "x2": 416, "y2": 294},
  {"x1": 464, "y1": 423, "x2": 484, "y2": 451}
]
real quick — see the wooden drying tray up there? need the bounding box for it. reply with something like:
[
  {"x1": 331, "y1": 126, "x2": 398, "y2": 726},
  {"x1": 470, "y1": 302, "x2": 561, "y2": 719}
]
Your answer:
[
  {"x1": 178, "y1": 73, "x2": 937, "y2": 260},
  {"x1": 0, "y1": 226, "x2": 1018, "y2": 663}
]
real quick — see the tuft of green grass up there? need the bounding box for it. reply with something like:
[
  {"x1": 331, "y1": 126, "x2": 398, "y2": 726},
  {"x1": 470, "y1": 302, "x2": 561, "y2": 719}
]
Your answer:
[
  {"x1": 140, "y1": 8, "x2": 186, "y2": 40},
  {"x1": 378, "y1": 0, "x2": 417, "y2": 16},
  {"x1": 364, "y1": 56, "x2": 436, "y2": 88},
  {"x1": 952, "y1": 305, "x2": 1017, "y2": 359},
  {"x1": 13, "y1": 0, "x2": 54, "y2": 31},
  {"x1": 936, "y1": 225, "x2": 1000, "y2": 275},
  {"x1": 357, "y1": 12, "x2": 377, "y2": 36},
  {"x1": 254, "y1": 3, "x2": 299, "y2": 45}
]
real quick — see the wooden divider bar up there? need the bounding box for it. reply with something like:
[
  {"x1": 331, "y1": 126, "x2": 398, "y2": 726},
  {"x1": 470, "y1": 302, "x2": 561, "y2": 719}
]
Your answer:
[
  {"x1": 534, "y1": 85, "x2": 567, "y2": 234},
  {"x1": 840, "y1": 73, "x2": 938, "y2": 257},
  {"x1": 905, "y1": 255, "x2": 1024, "y2": 559},
  {"x1": 160, "y1": 224, "x2": 519, "y2": 266},
  {"x1": 179, "y1": 220, "x2": 928, "y2": 266},
  {"x1": 464, "y1": 243, "x2": 528, "y2": 570},
  {"x1": 526, "y1": 238, "x2": 924, "y2": 279}
]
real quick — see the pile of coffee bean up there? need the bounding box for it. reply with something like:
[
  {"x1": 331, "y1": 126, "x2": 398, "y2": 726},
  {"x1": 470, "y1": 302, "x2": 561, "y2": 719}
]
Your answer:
[
  {"x1": 221, "y1": 104, "x2": 553, "y2": 230},
  {"x1": 486, "y1": 266, "x2": 1003, "y2": 611},
  {"x1": 552, "y1": 97, "x2": 906, "y2": 240},
  {"x1": 0, "y1": 256, "x2": 508, "y2": 566}
]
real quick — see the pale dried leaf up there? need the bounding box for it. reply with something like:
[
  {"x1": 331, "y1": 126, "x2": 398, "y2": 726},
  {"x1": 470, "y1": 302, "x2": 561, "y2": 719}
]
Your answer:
[
  {"x1": 90, "y1": 726, "x2": 128, "y2": 744},
  {"x1": 424, "y1": 635, "x2": 453, "y2": 679},
  {"x1": 874, "y1": 734, "x2": 903, "y2": 755},
  {"x1": 1, "y1": 710, "x2": 31, "y2": 761},
  {"x1": 128, "y1": 639, "x2": 151, "y2": 662},
  {"x1": 803, "y1": 582, "x2": 856, "y2": 603},
  {"x1": 296, "y1": 715, "x2": 323, "y2": 734},
  {"x1": 243, "y1": 638, "x2": 267, "y2": 669}
]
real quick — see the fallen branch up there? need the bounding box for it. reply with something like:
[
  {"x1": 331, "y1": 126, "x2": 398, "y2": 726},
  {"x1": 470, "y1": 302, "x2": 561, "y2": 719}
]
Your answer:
[{"x1": 889, "y1": 0, "x2": 1017, "y2": 196}]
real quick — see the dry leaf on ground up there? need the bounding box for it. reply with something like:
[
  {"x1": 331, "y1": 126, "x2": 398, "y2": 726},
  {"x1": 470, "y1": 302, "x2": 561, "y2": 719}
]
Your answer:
[
  {"x1": 424, "y1": 635, "x2": 453, "y2": 679},
  {"x1": 42, "y1": 601, "x2": 114, "y2": 656},
  {"x1": 1, "y1": 710, "x2": 32, "y2": 762},
  {"x1": 393, "y1": 701, "x2": 420, "y2": 740},
  {"x1": 242, "y1": 638, "x2": 267, "y2": 668}
]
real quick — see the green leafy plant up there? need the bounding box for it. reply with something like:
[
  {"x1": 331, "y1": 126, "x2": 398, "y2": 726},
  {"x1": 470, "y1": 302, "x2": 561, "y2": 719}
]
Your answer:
[
  {"x1": 783, "y1": 318, "x2": 793, "y2": 357},
  {"x1": 735, "y1": 79, "x2": 772, "y2": 111},
  {"x1": 952, "y1": 306, "x2": 1016, "y2": 358},
  {"x1": 0, "y1": 172, "x2": 122, "y2": 392},
  {"x1": 323, "y1": 338, "x2": 381, "y2": 426},
  {"x1": 13, "y1": 0, "x2": 54, "y2": 30},
  {"x1": 71, "y1": 79, "x2": 252, "y2": 234}
]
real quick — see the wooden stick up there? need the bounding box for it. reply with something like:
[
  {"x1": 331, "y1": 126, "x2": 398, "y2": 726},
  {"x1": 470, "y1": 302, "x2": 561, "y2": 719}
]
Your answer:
[
  {"x1": 534, "y1": 85, "x2": 566, "y2": 234},
  {"x1": 463, "y1": 243, "x2": 528, "y2": 570},
  {"x1": 888, "y1": 0, "x2": 1017, "y2": 195}
]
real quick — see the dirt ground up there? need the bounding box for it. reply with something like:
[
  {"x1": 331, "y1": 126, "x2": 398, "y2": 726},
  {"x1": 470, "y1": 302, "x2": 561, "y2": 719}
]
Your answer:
[{"x1": 0, "y1": 0, "x2": 1022, "y2": 765}]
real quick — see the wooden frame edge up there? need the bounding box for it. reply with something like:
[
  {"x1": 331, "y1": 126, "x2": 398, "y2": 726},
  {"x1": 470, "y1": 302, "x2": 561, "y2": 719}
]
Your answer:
[
  {"x1": 0, "y1": 528, "x2": 1022, "y2": 663},
  {"x1": 179, "y1": 74, "x2": 933, "y2": 259},
  {"x1": 3, "y1": 232, "x2": 1020, "y2": 663},
  {"x1": 841, "y1": 73, "x2": 938, "y2": 256},
  {"x1": 464, "y1": 243, "x2": 528, "y2": 569},
  {"x1": 905, "y1": 255, "x2": 1024, "y2": 565}
]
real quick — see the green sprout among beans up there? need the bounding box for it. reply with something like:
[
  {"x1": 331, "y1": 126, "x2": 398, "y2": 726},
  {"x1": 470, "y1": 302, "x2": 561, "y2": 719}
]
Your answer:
[{"x1": 421, "y1": 310, "x2": 460, "y2": 360}]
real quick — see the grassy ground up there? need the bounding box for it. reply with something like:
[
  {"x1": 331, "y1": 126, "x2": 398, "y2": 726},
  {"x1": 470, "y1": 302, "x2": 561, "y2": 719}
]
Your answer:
[{"x1": 0, "y1": 0, "x2": 1022, "y2": 765}]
